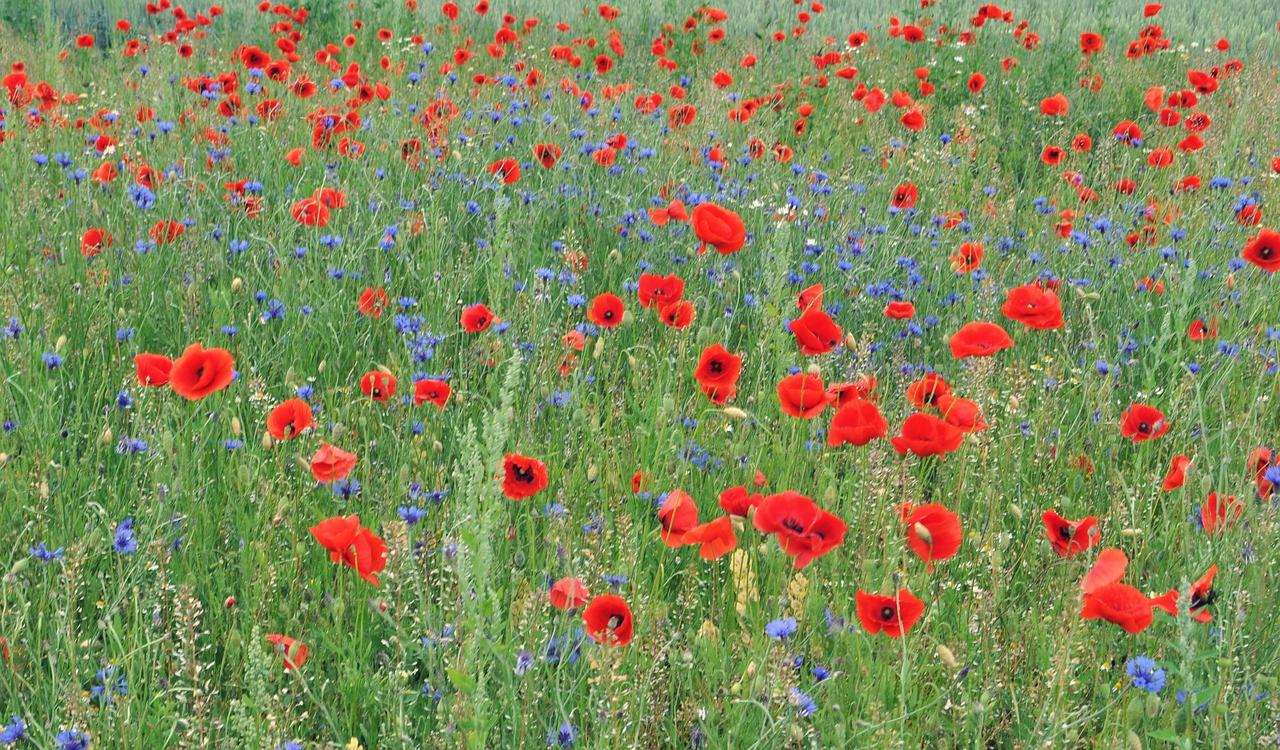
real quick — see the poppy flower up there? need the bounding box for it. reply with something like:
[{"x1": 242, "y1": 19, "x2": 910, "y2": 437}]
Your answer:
[
  {"x1": 587, "y1": 292, "x2": 625, "y2": 327},
  {"x1": 1161, "y1": 455, "x2": 1192, "y2": 491},
  {"x1": 890, "y1": 182, "x2": 918, "y2": 209},
  {"x1": 797, "y1": 283, "x2": 824, "y2": 313},
  {"x1": 855, "y1": 589, "x2": 926, "y2": 638},
  {"x1": 502, "y1": 453, "x2": 548, "y2": 500},
  {"x1": 1041, "y1": 510, "x2": 1100, "y2": 558},
  {"x1": 1082, "y1": 548, "x2": 1128, "y2": 595},
  {"x1": 1241, "y1": 228, "x2": 1280, "y2": 272},
  {"x1": 884, "y1": 301, "x2": 915, "y2": 319},
  {"x1": 487, "y1": 157, "x2": 520, "y2": 184},
  {"x1": 134, "y1": 353, "x2": 173, "y2": 386},
  {"x1": 413, "y1": 379, "x2": 450, "y2": 408},
  {"x1": 290, "y1": 198, "x2": 330, "y2": 227},
  {"x1": 752, "y1": 490, "x2": 847, "y2": 569},
  {"x1": 718, "y1": 486, "x2": 762, "y2": 517},
  {"x1": 1187, "y1": 318, "x2": 1218, "y2": 341},
  {"x1": 949, "y1": 321, "x2": 1013, "y2": 358},
  {"x1": 1039, "y1": 93, "x2": 1069, "y2": 116},
  {"x1": 533, "y1": 143, "x2": 562, "y2": 168},
  {"x1": 890, "y1": 413, "x2": 964, "y2": 458},
  {"x1": 265, "y1": 634, "x2": 309, "y2": 670},
  {"x1": 936, "y1": 395, "x2": 990, "y2": 433},
  {"x1": 1120, "y1": 404, "x2": 1169, "y2": 443},
  {"x1": 1200, "y1": 493, "x2": 1241, "y2": 535},
  {"x1": 776, "y1": 372, "x2": 830, "y2": 419},
  {"x1": 690, "y1": 202, "x2": 746, "y2": 254},
  {"x1": 900, "y1": 502, "x2": 961, "y2": 571},
  {"x1": 637, "y1": 272, "x2": 685, "y2": 308},
  {"x1": 311, "y1": 443, "x2": 358, "y2": 483},
  {"x1": 899, "y1": 110, "x2": 925, "y2": 131},
  {"x1": 1081, "y1": 583, "x2": 1154, "y2": 634},
  {"x1": 683, "y1": 516, "x2": 737, "y2": 560},
  {"x1": 828, "y1": 375, "x2": 878, "y2": 407},
  {"x1": 1151, "y1": 565, "x2": 1217, "y2": 623},
  {"x1": 326, "y1": 526, "x2": 388, "y2": 586},
  {"x1": 694, "y1": 344, "x2": 742, "y2": 392},
  {"x1": 169, "y1": 343, "x2": 235, "y2": 400},
  {"x1": 460, "y1": 303, "x2": 496, "y2": 332},
  {"x1": 267, "y1": 398, "x2": 313, "y2": 440},
  {"x1": 550, "y1": 577, "x2": 590, "y2": 610},
  {"x1": 827, "y1": 399, "x2": 888, "y2": 447},
  {"x1": 358, "y1": 287, "x2": 388, "y2": 318},
  {"x1": 905, "y1": 372, "x2": 952, "y2": 410},
  {"x1": 656, "y1": 489, "x2": 699, "y2": 547},
  {"x1": 81, "y1": 228, "x2": 112, "y2": 257},
  {"x1": 967, "y1": 72, "x2": 986, "y2": 93},
  {"x1": 658, "y1": 299, "x2": 695, "y2": 328},
  {"x1": 788, "y1": 307, "x2": 843, "y2": 355},
  {"x1": 582, "y1": 594, "x2": 633, "y2": 646},
  {"x1": 1001, "y1": 283, "x2": 1064, "y2": 331},
  {"x1": 1080, "y1": 32, "x2": 1104, "y2": 55},
  {"x1": 360, "y1": 371, "x2": 396, "y2": 403}
]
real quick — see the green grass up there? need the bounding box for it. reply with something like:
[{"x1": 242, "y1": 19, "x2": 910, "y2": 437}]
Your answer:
[{"x1": 0, "y1": 1, "x2": 1278, "y2": 748}]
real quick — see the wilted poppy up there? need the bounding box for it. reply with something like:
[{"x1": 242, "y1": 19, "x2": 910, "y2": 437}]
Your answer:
[
  {"x1": 502, "y1": 453, "x2": 548, "y2": 500},
  {"x1": 582, "y1": 594, "x2": 633, "y2": 646},
  {"x1": 855, "y1": 589, "x2": 926, "y2": 638},
  {"x1": 169, "y1": 343, "x2": 235, "y2": 400},
  {"x1": 267, "y1": 398, "x2": 313, "y2": 439}
]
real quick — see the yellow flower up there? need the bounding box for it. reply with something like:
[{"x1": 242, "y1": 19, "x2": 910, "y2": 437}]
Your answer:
[{"x1": 346, "y1": 739, "x2": 364, "y2": 750}]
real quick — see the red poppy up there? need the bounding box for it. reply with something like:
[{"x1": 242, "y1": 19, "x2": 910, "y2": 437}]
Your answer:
[
  {"x1": 413, "y1": 379, "x2": 450, "y2": 408},
  {"x1": 1241, "y1": 228, "x2": 1280, "y2": 272},
  {"x1": 1187, "y1": 317, "x2": 1218, "y2": 341},
  {"x1": 891, "y1": 182, "x2": 918, "y2": 209},
  {"x1": 776, "y1": 372, "x2": 830, "y2": 419},
  {"x1": 883, "y1": 301, "x2": 915, "y2": 320},
  {"x1": 360, "y1": 371, "x2": 396, "y2": 403},
  {"x1": 81, "y1": 228, "x2": 112, "y2": 257},
  {"x1": 683, "y1": 516, "x2": 737, "y2": 560},
  {"x1": 658, "y1": 489, "x2": 699, "y2": 547},
  {"x1": 333, "y1": 527, "x2": 388, "y2": 586},
  {"x1": 855, "y1": 589, "x2": 926, "y2": 638},
  {"x1": 752, "y1": 490, "x2": 847, "y2": 569},
  {"x1": 169, "y1": 343, "x2": 235, "y2": 400},
  {"x1": 1151, "y1": 564, "x2": 1217, "y2": 623},
  {"x1": 658, "y1": 299, "x2": 695, "y2": 328},
  {"x1": 1041, "y1": 510, "x2": 1100, "y2": 558},
  {"x1": 502, "y1": 453, "x2": 548, "y2": 500},
  {"x1": 690, "y1": 202, "x2": 746, "y2": 254},
  {"x1": 827, "y1": 399, "x2": 888, "y2": 447},
  {"x1": 828, "y1": 375, "x2": 878, "y2": 407},
  {"x1": 267, "y1": 398, "x2": 313, "y2": 440},
  {"x1": 1120, "y1": 404, "x2": 1169, "y2": 443},
  {"x1": 587, "y1": 292, "x2": 625, "y2": 327},
  {"x1": 905, "y1": 372, "x2": 952, "y2": 410},
  {"x1": 582, "y1": 594, "x2": 633, "y2": 646},
  {"x1": 487, "y1": 157, "x2": 520, "y2": 184},
  {"x1": 1039, "y1": 93, "x2": 1069, "y2": 116},
  {"x1": 694, "y1": 344, "x2": 742, "y2": 392},
  {"x1": 310, "y1": 443, "x2": 358, "y2": 483},
  {"x1": 1249, "y1": 448, "x2": 1278, "y2": 498},
  {"x1": 936, "y1": 395, "x2": 989, "y2": 433},
  {"x1": 718, "y1": 486, "x2": 762, "y2": 517},
  {"x1": 1200, "y1": 492, "x2": 1241, "y2": 536},
  {"x1": 533, "y1": 143, "x2": 562, "y2": 168},
  {"x1": 310, "y1": 513, "x2": 360, "y2": 553},
  {"x1": 967, "y1": 72, "x2": 986, "y2": 93},
  {"x1": 550, "y1": 577, "x2": 590, "y2": 609},
  {"x1": 949, "y1": 321, "x2": 1013, "y2": 358},
  {"x1": 890, "y1": 413, "x2": 964, "y2": 457},
  {"x1": 134, "y1": 353, "x2": 173, "y2": 386},
  {"x1": 900, "y1": 502, "x2": 961, "y2": 571},
  {"x1": 290, "y1": 198, "x2": 330, "y2": 227},
  {"x1": 265, "y1": 634, "x2": 309, "y2": 670},
  {"x1": 460, "y1": 303, "x2": 496, "y2": 332},
  {"x1": 1161, "y1": 455, "x2": 1191, "y2": 491},
  {"x1": 1001, "y1": 283, "x2": 1064, "y2": 331},
  {"x1": 76, "y1": 34, "x2": 95, "y2": 48},
  {"x1": 1081, "y1": 583, "x2": 1153, "y2": 634},
  {"x1": 637, "y1": 273, "x2": 684, "y2": 308},
  {"x1": 358, "y1": 287, "x2": 388, "y2": 318},
  {"x1": 1080, "y1": 31, "x2": 1104, "y2": 55},
  {"x1": 797, "y1": 283, "x2": 824, "y2": 313},
  {"x1": 789, "y1": 307, "x2": 843, "y2": 355}
]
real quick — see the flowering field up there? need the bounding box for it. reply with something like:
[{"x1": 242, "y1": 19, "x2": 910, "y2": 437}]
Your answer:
[{"x1": 1, "y1": 0, "x2": 1279, "y2": 747}]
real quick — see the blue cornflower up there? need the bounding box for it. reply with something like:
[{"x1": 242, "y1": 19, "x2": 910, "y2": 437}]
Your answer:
[
  {"x1": 515, "y1": 649, "x2": 534, "y2": 676},
  {"x1": 1126, "y1": 656, "x2": 1166, "y2": 694},
  {"x1": 790, "y1": 688, "x2": 818, "y2": 717},
  {"x1": 54, "y1": 729, "x2": 90, "y2": 750},
  {"x1": 399, "y1": 505, "x2": 426, "y2": 525},
  {"x1": 547, "y1": 721, "x2": 578, "y2": 748},
  {"x1": 116, "y1": 390, "x2": 133, "y2": 409},
  {"x1": 113, "y1": 518, "x2": 137, "y2": 555},
  {"x1": 0, "y1": 716, "x2": 26, "y2": 744},
  {"x1": 765, "y1": 617, "x2": 798, "y2": 640},
  {"x1": 30, "y1": 541, "x2": 65, "y2": 562},
  {"x1": 331, "y1": 478, "x2": 361, "y2": 498},
  {"x1": 43, "y1": 352, "x2": 64, "y2": 369}
]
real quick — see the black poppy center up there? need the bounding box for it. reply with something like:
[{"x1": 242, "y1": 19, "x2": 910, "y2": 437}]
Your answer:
[
  {"x1": 781, "y1": 517, "x2": 806, "y2": 534},
  {"x1": 1138, "y1": 422, "x2": 1150, "y2": 434},
  {"x1": 880, "y1": 606, "x2": 896, "y2": 621},
  {"x1": 514, "y1": 465, "x2": 535, "y2": 483},
  {"x1": 1058, "y1": 525, "x2": 1073, "y2": 540},
  {"x1": 607, "y1": 614, "x2": 624, "y2": 629},
  {"x1": 1190, "y1": 587, "x2": 1217, "y2": 609},
  {"x1": 710, "y1": 360, "x2": 723, "y2": 373}
]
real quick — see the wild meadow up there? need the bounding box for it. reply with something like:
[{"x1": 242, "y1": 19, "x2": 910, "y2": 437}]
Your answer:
[{"x1": 0, "y1": 0, "x2": 1278, "y2": 747}]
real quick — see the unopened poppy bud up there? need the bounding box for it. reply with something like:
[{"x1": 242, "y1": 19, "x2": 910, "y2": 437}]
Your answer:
[
  {"x1": 225, "y1": 596, "x2": 236, "y2": 609},
  {"x1": 607, "y1": 248, "x2": 620, "y2": 262},
  {"x1": 627, "y1": 354, "x2": 637, "y2": 368},
  {"x1": 432, "y1": 439, "x2": 443, "y2": 452},
  {"x1": 723, "y1": 407, "x2": 748, "y2": 420},
  {"x1": 1008, "y1": 503, "x2": 1022, "y2": 520},
  {"x1": 55, "y1": 334, "x2": 67, "y2": 352},
  {"x1": 805, "y1": 363, "x2": 821, "y2": 375},
  {"x1": 0, "y1": 453, "x2": 8, "y2": 465},
  {"x1": 1120, "y1": 527, "x2": 1142, "y2": 536},
  {"x1": 1125, "y1": 730, "x2": 1143, "y2": 750},
  {"x1": 317, "y1": 360, "x2": 327, "y2": 373},
  {"x1": 1125, "y1": 696, "x2": 1144, "y2": 728},
  {"x1": 593, "y1": 337, "x2": 605, "y2": 358},
  {"x1": 9, "y1": 556, "x2": 30, "y2": 577},
  {"x1": 262, "y1": 432, "x2": 274, "y2": 450},
  {"x1": 39, "y1": 480, "x2": 48, "y2": 499},
  {"x1": 845, "y1": 333, "x2": 858, "y2": 349},
  {"x1": 823, "y1": 486, "x2": 836, "y2": 504},
  {"x1": 1145, "y1": 693, "x2": 1160, "y2": 719},
  {"x1": 936, "y1": 644, "x2": 957, "y2": 668},
  {"x1": 376, "y1": 364, "x2": 393, "y2": 375},
  {"x1": 1199, "y1": 475, "x2": 1213, "y2": 495},
  {"x1": 295, "y1": 456, "x2": 310, "y2": 471},
  {"x1": 100, "y1": 427, "x2": 113, "y2": 445},
  {"x1": 745, "y1": 661, "x2": 757, "y2": 679},
  {"x1": 586, "y1": 463, "x2": 598, "y2": 482},
  {"x1": 231, "y1": 417, "x2": 241, "y2": 436},
  {"x1": 231, "y1": 277, "x2": 243, "y2": 293},
  {"x1": 913, "y1": 522, "x2": 933, "y2": 545}
]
